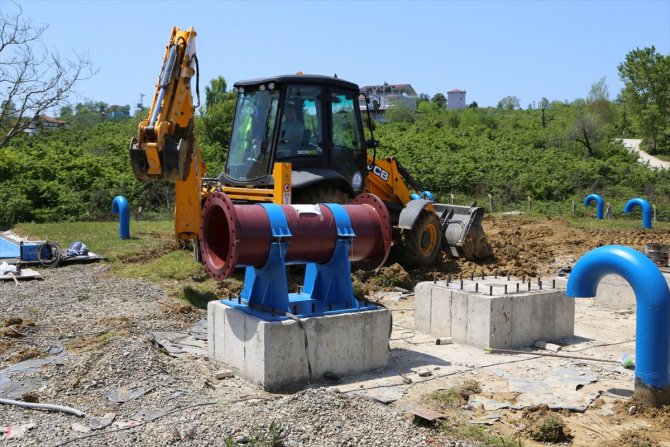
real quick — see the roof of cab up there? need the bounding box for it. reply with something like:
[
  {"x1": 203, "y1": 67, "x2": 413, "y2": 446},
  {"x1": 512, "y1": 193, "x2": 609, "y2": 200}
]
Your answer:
[{"x1": 233, "y1": 75, "x2": 360, "y2": 91}]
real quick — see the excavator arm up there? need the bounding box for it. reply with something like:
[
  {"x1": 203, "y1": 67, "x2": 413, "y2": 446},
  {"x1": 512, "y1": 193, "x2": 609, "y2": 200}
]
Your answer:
[{"x1": 130, "y1": 27, "x2": 206, "y2": 240}]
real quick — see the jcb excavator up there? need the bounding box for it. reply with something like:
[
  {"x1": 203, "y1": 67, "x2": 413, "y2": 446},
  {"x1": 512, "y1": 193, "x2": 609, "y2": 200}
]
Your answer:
[{"x1": 130, "y1": 27, "x2": 491, "y2": 267}]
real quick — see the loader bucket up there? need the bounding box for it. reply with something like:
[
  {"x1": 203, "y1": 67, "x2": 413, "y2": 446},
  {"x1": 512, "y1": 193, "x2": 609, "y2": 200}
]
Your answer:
[{"x1": 433, "y1": 204, "x2": 492, "y2": 260}]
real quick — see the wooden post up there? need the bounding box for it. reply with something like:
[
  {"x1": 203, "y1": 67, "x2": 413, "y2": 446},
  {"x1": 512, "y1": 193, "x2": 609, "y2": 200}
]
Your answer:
[
  {"x1": 487, "y1": 194, "x2": 493, "y2": 213},
  {"x1": 605, "y1": 202, "x2": 613, "y2": 219},
  {"x1": 572, "y1": 200, "x2": 576, "y2": 217}
]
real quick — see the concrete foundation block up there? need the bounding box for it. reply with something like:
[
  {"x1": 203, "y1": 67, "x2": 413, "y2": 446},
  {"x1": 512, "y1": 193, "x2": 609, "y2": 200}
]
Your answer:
[
  {"x1": 208, "y1": 301, "x2": 390, "y2": 390},
  {"x1": 415, "y1": 278, "x2": 574, "y2": 349}
]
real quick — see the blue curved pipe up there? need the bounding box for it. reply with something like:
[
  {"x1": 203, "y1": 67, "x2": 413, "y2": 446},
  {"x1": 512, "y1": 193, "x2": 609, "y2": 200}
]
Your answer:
[
  {"x1": 112, "y1": 195, "x2": 130, "y2": 240},
  {"x1": 584, "y1": 194, "x2": 604, "y2": 220},
  {"x1": 624, "y1": 198, "x2": 652, "y2": 229},
  {"x1": 567, "y1": 245, "x2": 670, "y2": 391}
]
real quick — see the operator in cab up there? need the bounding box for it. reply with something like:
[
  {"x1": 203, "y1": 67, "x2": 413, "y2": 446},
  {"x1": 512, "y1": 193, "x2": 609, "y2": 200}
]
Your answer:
[{"x1": 277, "y1": 101, "x2": 304, "y2": 158}]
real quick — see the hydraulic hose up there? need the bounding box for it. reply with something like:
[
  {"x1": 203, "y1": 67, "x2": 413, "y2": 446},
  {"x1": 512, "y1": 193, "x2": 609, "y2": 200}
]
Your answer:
[
  {"x1": 0, "y1": 397, "x2": 85, "y2": 417},
  {"x1": 37, "y1": 241, "x2": 62, "y2": 268}
]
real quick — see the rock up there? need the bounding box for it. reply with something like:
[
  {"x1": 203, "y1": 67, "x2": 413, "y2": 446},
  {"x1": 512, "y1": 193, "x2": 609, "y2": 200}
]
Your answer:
[
  {"x1": 90, "y1": 412, "x2": 116, "y2": 430},
  {"x1": 72, "y1": 422, "x2": 91, "y2": 433},
  {"x1": 435, "y1": 337, "x2": 453, "y2": 345},
  {"x1": 112, "y1": 420, "x2": 140, "y2": 430},
  {"x1": 1, "y1": 422, "x2": 36, "y2": 439},
  {"x1": 214, "y1": 369, "x2": 234, "y2": 380},
  {"x1": 534, "y1": 340, "x2": 561, "y2": 352},
  {"x1": 628, "y1": 405, "x2": 637, "y2": 414},
  {"x1": 106, "y1": 386, "x2": 149, "y2": 403},
  {"x1": 417, "y1": 370, "x2": 432, "y2": 377}
]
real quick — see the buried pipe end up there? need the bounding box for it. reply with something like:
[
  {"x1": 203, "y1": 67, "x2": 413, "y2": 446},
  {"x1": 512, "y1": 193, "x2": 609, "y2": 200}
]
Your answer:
[
  {"x1": 584, "y1": 194, "x2": 604, "y2": 220},
  {"x1": 624, "y1": 197, "x2": 652, "y2": 229},
  {"x1": 635, "y1": 377, "x2": 670, "y2": 407},
  {"x1": 567, "y1": 244, "x2": 670, "y2": 402},
  {"x1": 200, "y1": 191, "x2": 239, "y2": 281},
  {"x1": 351, "y1": 193, "x2": 393, "y2": 271},
  {"x1": 112, "y1": 195, "x2": 130, "y2": 240}
]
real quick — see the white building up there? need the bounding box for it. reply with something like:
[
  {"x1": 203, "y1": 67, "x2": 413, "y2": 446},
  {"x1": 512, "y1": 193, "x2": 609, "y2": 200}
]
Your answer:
[
  {"x1": 359, "y1": 83, "x2": 417, "y2": 112},
  {"x1": 447, "y1": 89, "x2": 466, "y2": 110}
]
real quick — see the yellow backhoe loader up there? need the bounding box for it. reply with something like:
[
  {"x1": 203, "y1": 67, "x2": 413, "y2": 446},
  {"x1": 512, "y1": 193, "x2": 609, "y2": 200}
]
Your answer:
[{"x1": 130, "y1": 27, "x2": 491, "y2": 267}]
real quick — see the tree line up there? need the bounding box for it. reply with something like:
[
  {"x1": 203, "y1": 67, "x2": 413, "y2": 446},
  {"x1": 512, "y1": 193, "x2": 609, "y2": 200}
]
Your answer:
[{"x1": 0, "y1": 3, "x2": 668, "y2": 229}]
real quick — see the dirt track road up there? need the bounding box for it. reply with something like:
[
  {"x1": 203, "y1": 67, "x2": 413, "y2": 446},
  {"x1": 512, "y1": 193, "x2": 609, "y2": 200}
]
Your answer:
[{"x1": 621, "y1": 138, "x2": 670, "y2": 169}]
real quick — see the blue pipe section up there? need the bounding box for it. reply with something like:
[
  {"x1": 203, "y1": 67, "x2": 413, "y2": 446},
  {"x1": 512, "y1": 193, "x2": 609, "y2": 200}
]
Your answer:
[
  {"x1": 112, "y1": 195, "x2": 130, "y2": 240},
  {"x1": 566, "y1": 245, "x2": 670, "y2": 390},
  {"x1": 584, "y1": 194, "x2": 604, "y2": 220},
  {"x1": 624, "y1": 198, "x2": 652, "y2": 229}
]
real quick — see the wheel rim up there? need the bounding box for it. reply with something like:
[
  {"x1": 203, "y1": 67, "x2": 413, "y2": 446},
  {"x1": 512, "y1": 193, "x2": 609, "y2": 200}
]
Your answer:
[{"x1": 420, "y1": 223, "x2": 437, "y2": 256}]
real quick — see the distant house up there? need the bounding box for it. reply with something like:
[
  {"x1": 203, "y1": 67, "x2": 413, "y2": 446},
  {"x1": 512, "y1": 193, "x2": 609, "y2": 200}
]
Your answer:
[
  {"x1": 106, "y1": 105, "x2": 131, "y2": 119},
  {"x1": 359, "y1": 82, "x2": 418, "y2": 113},
  {"x1": 24, "y1": 115, "x2": 68, "y2": 135},
  {"x1": 447, "y1": 89, "x2": 466, "y2": 110}
]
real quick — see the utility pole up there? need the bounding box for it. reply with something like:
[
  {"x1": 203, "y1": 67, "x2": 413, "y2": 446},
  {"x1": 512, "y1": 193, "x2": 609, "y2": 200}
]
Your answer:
[{"x1": 137, "y1": 93, "x2": 145, "y2": 110}]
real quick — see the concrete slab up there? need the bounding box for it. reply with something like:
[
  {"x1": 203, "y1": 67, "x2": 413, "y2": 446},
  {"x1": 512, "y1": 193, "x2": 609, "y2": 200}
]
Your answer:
[
  {"x1": 208, "y1": 301, "x2": 390, "y2": 391},
  {"x1": 415, "y1": 277, "x2": 574, "y2": 349}
]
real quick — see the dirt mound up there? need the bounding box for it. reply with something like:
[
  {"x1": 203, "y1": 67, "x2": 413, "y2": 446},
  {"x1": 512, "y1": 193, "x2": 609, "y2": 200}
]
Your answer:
[
  {"x1": 479, "y1": 215, "x2": 670, "y2": 277},
  {"x1": 602, "y1": 429, "x2": 658, "y2": 447},
  {"x1": 359, "y1": 215, "x2": 670, "y2": 288}
]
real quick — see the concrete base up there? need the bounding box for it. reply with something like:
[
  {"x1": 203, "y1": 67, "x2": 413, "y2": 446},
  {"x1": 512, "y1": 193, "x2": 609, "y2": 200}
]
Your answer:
[
  {"x1": 415, "y1": 277, "x2": 574, "y2": 349},
  {"x1": 207, "y1": 301, "x2": 390, "y2": 391},
  {"x1": 554, "y1": 270, "x2": 670, "y2": 312}
]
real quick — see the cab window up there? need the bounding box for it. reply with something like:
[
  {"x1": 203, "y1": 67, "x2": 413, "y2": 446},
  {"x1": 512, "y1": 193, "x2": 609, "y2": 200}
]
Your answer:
[
  {"x1": 330, "y1": 91, "x2": 363, "y2": 180},
  {"x1": 225, "y1": 89, "x2": 279, "y2": 180},
  {"x1": 276, "y1": 86, "x2": 324, "y2": 160}
]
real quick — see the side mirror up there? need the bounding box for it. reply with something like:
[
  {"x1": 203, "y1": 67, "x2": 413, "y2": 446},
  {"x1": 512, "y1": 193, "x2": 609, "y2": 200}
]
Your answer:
[{"x1": 366, "y1": 139, "x2": 378, "y2": 148}]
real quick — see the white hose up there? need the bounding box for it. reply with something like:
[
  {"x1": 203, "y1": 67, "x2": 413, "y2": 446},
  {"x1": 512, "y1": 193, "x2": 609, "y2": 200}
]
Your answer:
[{"x1": 0, "y1": 397, "x2": 85, "y2": 417}]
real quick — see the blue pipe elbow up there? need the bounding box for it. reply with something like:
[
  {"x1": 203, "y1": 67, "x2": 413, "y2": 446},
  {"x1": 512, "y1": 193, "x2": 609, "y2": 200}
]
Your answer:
[
  {"x1": 112, "y1": 195, "x2": 130, "y2": 240},
  {"x1": 584, "y1": 194, "x2": 604, "y2": 220},
  {"x1": 624, "y1": 198, "x2": 652, "y2": 229},
  {"x1": 567, "y1": 245, "x2": 670, "y2": 392}
]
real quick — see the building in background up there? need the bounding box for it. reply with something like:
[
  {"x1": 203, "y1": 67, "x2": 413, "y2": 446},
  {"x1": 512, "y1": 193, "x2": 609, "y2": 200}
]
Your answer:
[
  {"x1": 359, "y1": 82, "x2": 417, "y2": 114},
  {"x1": 447, "y1": 89, "x2": 466, "y2": 110},
  {"x1": 23, "y1": 115, "x2": 68, "y2": 135}
]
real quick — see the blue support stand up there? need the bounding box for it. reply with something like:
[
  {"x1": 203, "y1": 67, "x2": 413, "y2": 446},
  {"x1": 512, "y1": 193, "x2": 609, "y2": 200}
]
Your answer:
[
  {"x1": 241, "y1": 241, "x2": 291, "y2": 312},
  {"x1": 301, "y1": 204, "x2": 359, "y2": 310},
  {"x1": 220, "y1": 203, "x2": 376, "y2": 321}
]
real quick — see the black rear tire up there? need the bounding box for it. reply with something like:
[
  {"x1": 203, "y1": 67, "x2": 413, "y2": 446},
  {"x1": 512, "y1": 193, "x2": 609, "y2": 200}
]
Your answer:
[{"x1": 395, "y1": 210, "x2": 442, "y2": 268}]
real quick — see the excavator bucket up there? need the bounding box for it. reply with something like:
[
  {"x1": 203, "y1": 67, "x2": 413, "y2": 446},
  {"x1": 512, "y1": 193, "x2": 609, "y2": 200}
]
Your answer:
[{"x1": 433, "y1": 203, "x2": 492, "y2": 261}]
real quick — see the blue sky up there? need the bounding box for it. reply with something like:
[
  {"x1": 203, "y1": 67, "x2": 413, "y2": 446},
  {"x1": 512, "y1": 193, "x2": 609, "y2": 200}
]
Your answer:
[{"x1": 10, "y1": 0, "x2": 670, "y2": 111}]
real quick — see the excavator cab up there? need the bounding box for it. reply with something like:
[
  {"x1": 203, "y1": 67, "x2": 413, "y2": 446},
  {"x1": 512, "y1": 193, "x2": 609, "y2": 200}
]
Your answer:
[{"x1": 220, "y1": 75, "x2": 368, "y2": 201}]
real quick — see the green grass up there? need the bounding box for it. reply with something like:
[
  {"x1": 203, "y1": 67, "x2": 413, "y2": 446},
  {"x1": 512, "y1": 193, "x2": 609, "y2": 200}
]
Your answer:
[
  {"x1": 654, "y1": 152, "x2": 670, "y2": 162},
  {"x1": 15, "y1": 220, "x2": 176, "y2": 262},
  {"x1": 565, "y1": 216, "x2": 670, "y2": 231},
  {"x1": 491, "y1": 211, "x2": 670, "y2": 232},
  {"x1": 441, "y1": 418, "x2": 522, "y2": 446},
  {"x1": 13, "y1": 219, "x2": 226, "y2": 308},
  {"x1": 115, "y1": 249, "x2": 206, "y2": 281}
]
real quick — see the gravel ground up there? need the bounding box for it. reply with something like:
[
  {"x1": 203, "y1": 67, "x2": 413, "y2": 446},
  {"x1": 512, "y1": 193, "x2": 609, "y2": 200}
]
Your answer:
[{"x1": 0, "y1": 264, "x2": 460, "y2": 446}]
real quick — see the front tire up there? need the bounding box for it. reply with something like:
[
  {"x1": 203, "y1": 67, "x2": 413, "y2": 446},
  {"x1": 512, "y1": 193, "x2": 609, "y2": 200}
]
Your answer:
[{"x1": 396, "y1": 210, "x2": 442, "y2": 268}]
